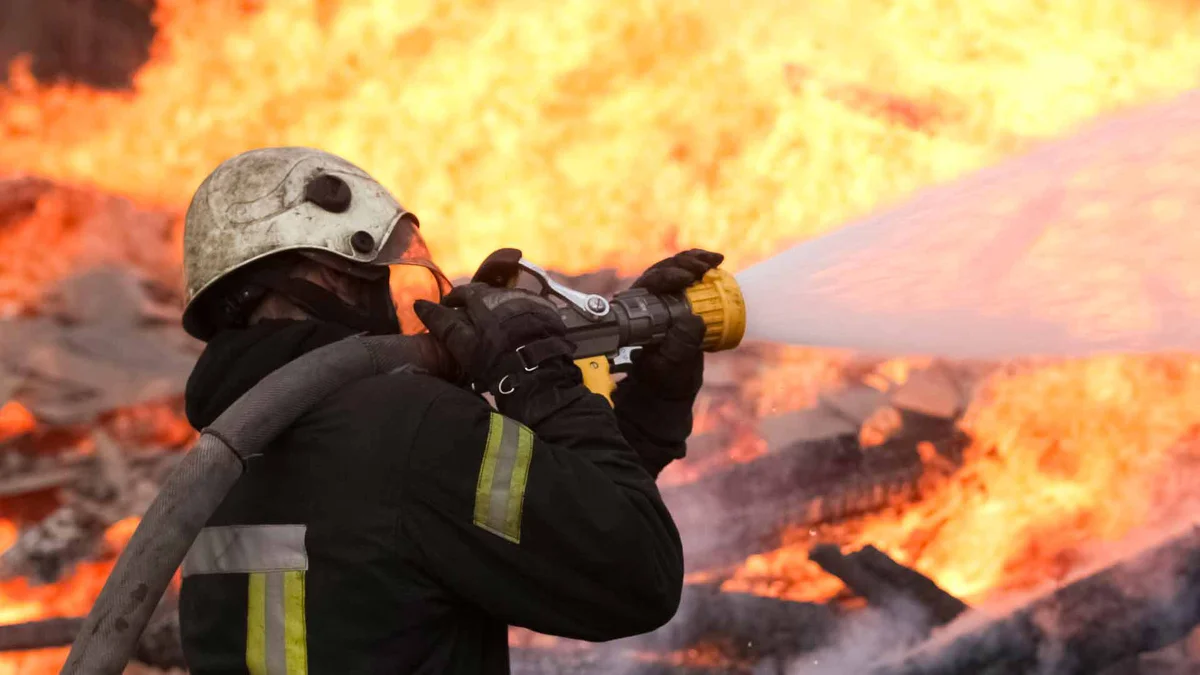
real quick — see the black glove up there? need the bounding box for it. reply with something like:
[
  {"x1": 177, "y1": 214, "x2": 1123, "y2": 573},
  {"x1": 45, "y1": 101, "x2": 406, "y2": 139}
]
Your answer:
[
  {"x1": 413, "y1": 283, "x2": 576, "y2": 397},
  {"x1": 625, "y1": 249, "x2": 724, "y2": 400},
  {"x1": 610, "y1": 249, "x2": 724, "y2": 476}
]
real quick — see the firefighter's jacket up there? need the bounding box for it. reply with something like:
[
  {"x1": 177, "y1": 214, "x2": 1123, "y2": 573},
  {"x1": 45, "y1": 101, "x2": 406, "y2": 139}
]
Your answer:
[{"x1": 178, "y1": 319, "x2": 688, "y2": 674}]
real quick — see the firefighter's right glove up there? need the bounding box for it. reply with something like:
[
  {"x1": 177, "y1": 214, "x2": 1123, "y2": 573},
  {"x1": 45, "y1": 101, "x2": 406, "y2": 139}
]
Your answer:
[{"x1": 413, "y1": 283, "x2": 578, "y2": 402}]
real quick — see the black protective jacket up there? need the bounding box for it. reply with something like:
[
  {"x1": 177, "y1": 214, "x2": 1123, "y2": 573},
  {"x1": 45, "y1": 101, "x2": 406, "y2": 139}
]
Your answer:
[{"x1": 178, "y1": 320, "x2": 691, "y2": 674}]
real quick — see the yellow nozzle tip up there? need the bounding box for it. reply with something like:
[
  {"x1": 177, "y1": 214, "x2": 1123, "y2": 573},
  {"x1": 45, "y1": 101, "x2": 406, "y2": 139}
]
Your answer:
[{"x1": 684, "y1": 268, "x2": 746, "y2": 352}]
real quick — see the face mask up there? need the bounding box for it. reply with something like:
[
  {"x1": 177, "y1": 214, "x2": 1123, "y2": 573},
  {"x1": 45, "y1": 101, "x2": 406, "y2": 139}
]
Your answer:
[{"x1": 248, "y1": 273, "x2": 402, "y2": 336}]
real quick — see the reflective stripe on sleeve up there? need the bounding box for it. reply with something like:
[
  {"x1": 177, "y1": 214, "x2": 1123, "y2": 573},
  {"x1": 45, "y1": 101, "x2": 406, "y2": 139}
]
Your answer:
[
  {"x1": 473, "y1": 413, "x2": 535, "y2": 544},
  {"x1": 182, "y1": 524, "x2": 308, "y2": 577}
]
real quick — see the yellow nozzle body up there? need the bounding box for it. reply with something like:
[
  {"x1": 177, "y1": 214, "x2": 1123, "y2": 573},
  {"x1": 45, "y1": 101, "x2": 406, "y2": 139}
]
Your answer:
[{"x1": 684, "y1": 268, "x2": 746, "y2": 352}]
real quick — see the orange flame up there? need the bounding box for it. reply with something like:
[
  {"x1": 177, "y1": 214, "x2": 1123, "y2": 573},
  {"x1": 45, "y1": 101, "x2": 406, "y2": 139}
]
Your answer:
[
  {"x1": 6, "y1": 1, "x2": 1200, "y2": 279},
  {"x1": 2, "y1": 0, "x2": 1200, "y2": 666},
  {"x1": 726, "y1": 355, "x2": 1200, "y2": 604},
  {"x1": 0, "y1": 518, "x2": 139, "y2": 674}
]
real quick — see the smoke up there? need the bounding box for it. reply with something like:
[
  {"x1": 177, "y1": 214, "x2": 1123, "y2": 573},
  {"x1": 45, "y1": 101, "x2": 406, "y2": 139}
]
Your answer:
[
  {"x1": 0, "y1": 0, "x2": 153, "y2": 90},
  {"x1": 782, "y1": 601, "x2": 933, "y2": 675}
]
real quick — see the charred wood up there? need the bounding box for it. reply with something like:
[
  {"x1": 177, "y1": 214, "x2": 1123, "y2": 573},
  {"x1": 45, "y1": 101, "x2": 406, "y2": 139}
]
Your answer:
[
  {"x1": 664, "y1": 431, "x2": 969, "y2": 571},
  {"x1": 811, "y1": 545, "x2": 967, "y2": 628},
  {"x1": 809, "y1": 545, "x2": 900, "y2": 610},
  {"x1": 0, "y1": 445, "x2": 177, "y2": 583},
  {"x1": 851, "y1": 545, "x2": 968, "y2": 625},
  {"x1": 0, "y1": 446, "x2": 176, "y2": 500},
  {"x1": 625, "y1": 583, "x2": 839, "y2": 659},
  {"x1": 0, "y1": 617, "x2": 82, "y2": 652},
  {"x1": 868, "y1": 524, "x2": 1200, "y2": 675},
  {"x1": 0, "y1": 610, "x2": 182, "y2": 668},
  {"x1": 0, "y1": 465, "x2": 81, "y2": 499},
  {"x1": 1097, "y1": 627, "x2": 1200, "y2": 675},
  {"x1": 509, "y1": 646, "x2": 748, "y2": 675},
  {"x1": 0, "y1": 506, "x2": 102, "y2": 583}
]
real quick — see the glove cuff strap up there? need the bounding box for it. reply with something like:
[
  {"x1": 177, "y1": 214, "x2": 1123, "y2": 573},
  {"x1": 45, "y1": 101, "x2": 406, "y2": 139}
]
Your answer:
[{"x1": 481, "y1": 337, "x2": 575, "y2": 395}]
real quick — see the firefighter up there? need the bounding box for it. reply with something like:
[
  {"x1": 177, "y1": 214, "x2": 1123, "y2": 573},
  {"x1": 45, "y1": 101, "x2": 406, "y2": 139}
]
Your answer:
[{"x1": 177, "y1": 146, "x2": 722, "y2": 674}]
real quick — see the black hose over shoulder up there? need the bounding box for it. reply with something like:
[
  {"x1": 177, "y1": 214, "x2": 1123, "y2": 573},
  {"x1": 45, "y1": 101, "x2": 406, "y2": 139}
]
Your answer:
[{"x1": 62, "y1": 334, "x2": 450, "y2": 675}]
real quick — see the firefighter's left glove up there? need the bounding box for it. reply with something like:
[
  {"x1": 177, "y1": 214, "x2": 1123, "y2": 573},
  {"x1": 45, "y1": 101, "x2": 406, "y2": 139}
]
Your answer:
[
  {"x1": 624, "y1": 249, "x2": 724, "y2": 401},
  {"x1": 610, "y1": 249, "x2": 722, "y2": 476},
  {"x1": 413, "y1": 283, "x2": 577, "y2": 399}
]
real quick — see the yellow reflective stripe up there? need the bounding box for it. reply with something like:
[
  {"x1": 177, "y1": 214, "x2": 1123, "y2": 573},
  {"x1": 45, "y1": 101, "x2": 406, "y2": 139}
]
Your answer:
[
  {"x1": 473, "y1": 413, "x2": 506, "y2": 529},
  {"x1": 473, "y1": 413, "x2": 534, "y2": 544},
  {"x1": 246, "y1": 571, "x2": 308, "y2": 675},
  {"x1": 283, "y1": 571, "x2": 308, "y2": 675},
  {"x1": 246, "y1": 573, "x2": 267, "y2": 675}
]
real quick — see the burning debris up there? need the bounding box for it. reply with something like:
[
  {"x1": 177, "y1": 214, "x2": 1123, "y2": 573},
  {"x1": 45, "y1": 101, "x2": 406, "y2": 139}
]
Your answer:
[
  {"x1": 867, "y1": 523, "x2": 1200, "y2": 675},
  {"x1": 663, "y1": 421, "x2": 969, "y2": 572}
]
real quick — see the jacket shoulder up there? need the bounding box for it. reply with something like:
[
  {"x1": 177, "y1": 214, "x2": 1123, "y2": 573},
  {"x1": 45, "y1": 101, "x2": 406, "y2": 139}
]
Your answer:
[{"x1": 320, "y1": 369, "x2": 484, "y2": 428}]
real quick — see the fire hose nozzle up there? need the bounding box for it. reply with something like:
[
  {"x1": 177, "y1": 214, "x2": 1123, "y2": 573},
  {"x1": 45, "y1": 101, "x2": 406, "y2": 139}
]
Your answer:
[
  {"x1": 489, "y1": 251, "x2": 746, "y2": 359},
  {"x1": 684, "y1": 267, "x2": 746, "y2": 353},
  {"x1": 468, "y1": 249, "x2": 747, "y2": 400}
]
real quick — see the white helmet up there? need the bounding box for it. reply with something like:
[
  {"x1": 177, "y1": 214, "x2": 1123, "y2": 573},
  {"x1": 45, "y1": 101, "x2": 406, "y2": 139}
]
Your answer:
[{"x1": 181, "y1": 147, "x2": 446, "y2": 340}]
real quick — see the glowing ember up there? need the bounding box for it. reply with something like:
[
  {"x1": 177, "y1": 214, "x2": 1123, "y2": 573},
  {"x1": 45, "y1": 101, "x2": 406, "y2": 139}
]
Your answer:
[
  {"x1": 102, "y1": 403, "x2": 198, "y2": 449},
  {"x1": 0, "y1": 404, "x2": 35, "y2": 443}
]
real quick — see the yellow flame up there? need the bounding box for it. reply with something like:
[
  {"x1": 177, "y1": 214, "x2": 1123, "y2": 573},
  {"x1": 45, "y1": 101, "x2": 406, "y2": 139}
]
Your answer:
[{"x1": 5, "y1": 0, "x2": 1200, "y2": 278}]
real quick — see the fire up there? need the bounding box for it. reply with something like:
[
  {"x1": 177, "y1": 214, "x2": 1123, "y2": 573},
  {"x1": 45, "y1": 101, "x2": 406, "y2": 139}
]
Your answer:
[
  {"x1": 726, "y1": 355, "x2": 1200, "y2": 604},
  {"x1": 2, "y1": 0, "x2": 1200, "y2": 670},
  {"x1": 6, "y1": 0, "x2": 1200, "y2": 280},
  {"x1": 0, "y1": 518, "x2": 139, "y2": 675}
]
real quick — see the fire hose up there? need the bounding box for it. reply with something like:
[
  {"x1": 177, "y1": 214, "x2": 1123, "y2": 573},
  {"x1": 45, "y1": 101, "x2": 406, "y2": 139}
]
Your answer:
[{"x1": 61, "y1": 251, "x2": 746, "y2": 674}]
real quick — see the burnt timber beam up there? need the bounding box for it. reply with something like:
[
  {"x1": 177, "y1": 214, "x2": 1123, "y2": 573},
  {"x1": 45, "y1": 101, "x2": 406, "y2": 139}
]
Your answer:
[
  {"x1": 664, "y1": 430, "x2": 970, "y2": 571},
  {"x1": 0, "y1": 617, "x2": 82, "y2": 652},
  {"x1": 851, "y1": 545, "x2": 967, "y2": 624},
  {"x1": 0, "y1": 610, "x2": 183, "y2": 669},
  {"x1": 625, "y1": 583, "x2": 840, "y2": 659},
  {"x1": 868, "y1": 524, "x2": 1200, "y2": 675},
  {"x1": 810, "y1": 544, "x2": 901, "y2": 609},
  {"x1": 510, "y1": 584, "x2": 840, "y2": 674},
  {"x1": 508, "y1": 645, "x2": 746, "y2": 675},
  {"x1": 811, "y1": 544, "x2": 968, "y2": 626}
]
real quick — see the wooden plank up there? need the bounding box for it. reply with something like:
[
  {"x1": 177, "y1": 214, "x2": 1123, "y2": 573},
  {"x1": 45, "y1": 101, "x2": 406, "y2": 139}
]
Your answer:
[
  {"x1": 851, "y1": 545, "x2": 968, "y2": 625},
  {"x1": 664, "y1": 431, "x2": 968, "y2": 571},
  {"x1": 625, "y1": 583, "x2": 839, "y2": 659},
  {"x1": 868, "y1": 524, "x2": 1200, "y2": 675}
]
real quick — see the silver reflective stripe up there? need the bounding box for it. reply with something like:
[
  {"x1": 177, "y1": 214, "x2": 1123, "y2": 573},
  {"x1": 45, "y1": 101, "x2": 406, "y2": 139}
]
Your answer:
[
  {"x1": 484, "y1": 419, "x2": 523, "y2": 534},
  {"x1": 182, "y1": 524, "x2": 308, "y2": 577},
  {"x1": 264, "y1": 572, "x2": 287, "y2": 675}
]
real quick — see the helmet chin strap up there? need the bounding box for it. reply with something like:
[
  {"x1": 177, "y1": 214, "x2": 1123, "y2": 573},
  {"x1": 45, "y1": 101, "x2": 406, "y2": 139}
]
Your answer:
[{"x1": 253, "y1": 272, "x2": 402, "y2": 336}]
